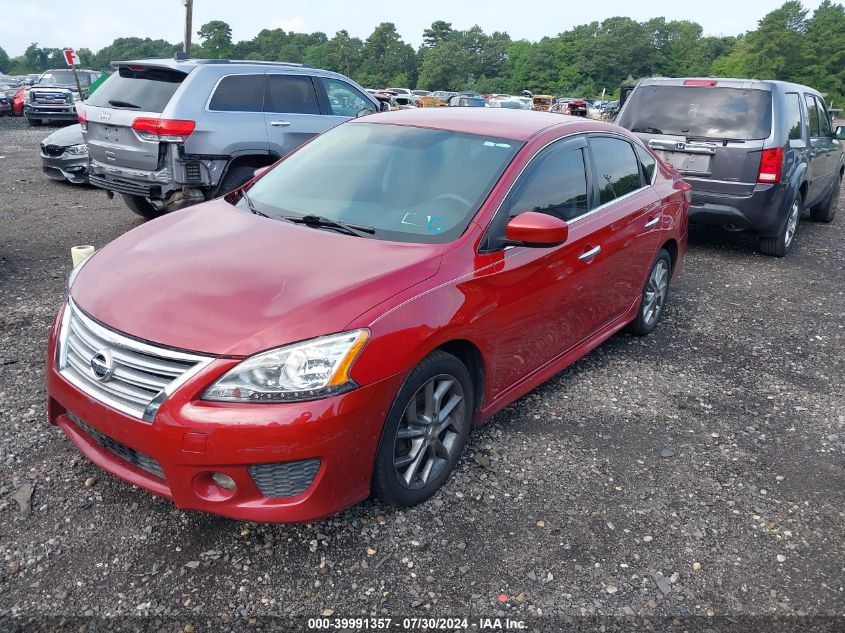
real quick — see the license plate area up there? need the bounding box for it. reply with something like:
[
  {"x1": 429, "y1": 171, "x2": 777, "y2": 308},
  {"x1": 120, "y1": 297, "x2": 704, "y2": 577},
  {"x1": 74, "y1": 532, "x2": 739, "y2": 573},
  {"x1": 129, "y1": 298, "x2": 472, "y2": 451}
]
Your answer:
[
  {"x1": 100, "y1": 124, "x2": 124, "y2": 142},
  {"x1": 655, "y1": 150, "x2": 712, "y2": 176}
]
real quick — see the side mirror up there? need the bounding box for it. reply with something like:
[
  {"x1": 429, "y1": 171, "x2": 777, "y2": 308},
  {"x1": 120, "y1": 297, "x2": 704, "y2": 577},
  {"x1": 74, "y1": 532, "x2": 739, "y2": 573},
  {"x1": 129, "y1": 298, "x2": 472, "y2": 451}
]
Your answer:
[
  {"x1": 835, "y1": 125, "x2": 845, "y2": 140},
  {"x1": 505, "y1": 212, "x2": 569, "y2": 247},
  {"x1": 380, "y1": 101, "x2": 390, "y2": 112},
  {"x1": 253, "y1": 165, "x2": 271, "y2": 179}
]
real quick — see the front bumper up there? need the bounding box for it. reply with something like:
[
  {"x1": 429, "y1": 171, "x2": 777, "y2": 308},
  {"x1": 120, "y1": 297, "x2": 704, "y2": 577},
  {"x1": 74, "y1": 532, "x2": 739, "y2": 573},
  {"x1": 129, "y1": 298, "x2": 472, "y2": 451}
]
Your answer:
[
  {"x1": 41, "y1": 152, "x2": 89, "y2": 184},
  {"x1": 687, "y1": 181, "x2": 789, "y2": 236},
  {"x1": 45, "y1": 310, "x2": 403, "y2": 522},
  {"x1": 24, "y1": 104, "x2": 78, "y2": 120}
]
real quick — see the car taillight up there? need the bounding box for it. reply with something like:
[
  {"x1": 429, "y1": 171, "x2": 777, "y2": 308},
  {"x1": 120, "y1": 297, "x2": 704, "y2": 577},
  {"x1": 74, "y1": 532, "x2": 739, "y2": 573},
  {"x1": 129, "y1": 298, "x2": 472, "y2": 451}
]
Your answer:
[
  {"x1": 131, "y1": 117, "x2": 195, "y2": 143},
  {"x1": 77, "y1": 107, "x2": 87, "y2": 132},
  {"x1": 757, "y1": 148, "x2": 783, "y2": 184}
]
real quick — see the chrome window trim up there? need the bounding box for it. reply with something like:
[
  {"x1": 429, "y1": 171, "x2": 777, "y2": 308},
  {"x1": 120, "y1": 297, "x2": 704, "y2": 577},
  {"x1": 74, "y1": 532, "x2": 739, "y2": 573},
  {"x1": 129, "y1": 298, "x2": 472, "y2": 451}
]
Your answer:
[{"x1": 58, "y1": 299, "x2": 215, "y2": 422}]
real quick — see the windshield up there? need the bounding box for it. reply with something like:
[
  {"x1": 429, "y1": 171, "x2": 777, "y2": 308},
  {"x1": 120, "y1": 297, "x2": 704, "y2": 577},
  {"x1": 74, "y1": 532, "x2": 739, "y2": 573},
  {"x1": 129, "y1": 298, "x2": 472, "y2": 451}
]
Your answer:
[
  {"x1": 244, "y1": 123, "x2": 522, "y2": 243},
  {"x1": 618, "y1": 85, "x2": 773, "y2": 140},
  {"x1": 38, "y1": 70, "x2": 91, "y2": 87}
]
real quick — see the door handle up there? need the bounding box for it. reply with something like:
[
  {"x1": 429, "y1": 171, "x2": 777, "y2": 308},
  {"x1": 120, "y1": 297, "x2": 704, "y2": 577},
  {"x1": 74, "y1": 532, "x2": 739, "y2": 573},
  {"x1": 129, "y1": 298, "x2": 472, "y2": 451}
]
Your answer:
[
  {"x1": 270, "y1": 120, "x2": 291, "y2": 127},
  {"x1": 578, "y1": 245, "x2": 601, "y2": 261},
  {"x1": 645, "y1": 215, "x2": 661, "y2": 228}
]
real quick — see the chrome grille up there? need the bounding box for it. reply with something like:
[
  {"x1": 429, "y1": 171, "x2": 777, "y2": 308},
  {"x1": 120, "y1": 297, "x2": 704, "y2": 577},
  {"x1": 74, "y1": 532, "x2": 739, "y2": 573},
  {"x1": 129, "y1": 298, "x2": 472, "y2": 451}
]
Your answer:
[
  {"x1": 58, "y1": 300, "x2": 213, "y2": 420},
  {"x1": 32, "y1": 90, "x2": 71, "y2": 104}
]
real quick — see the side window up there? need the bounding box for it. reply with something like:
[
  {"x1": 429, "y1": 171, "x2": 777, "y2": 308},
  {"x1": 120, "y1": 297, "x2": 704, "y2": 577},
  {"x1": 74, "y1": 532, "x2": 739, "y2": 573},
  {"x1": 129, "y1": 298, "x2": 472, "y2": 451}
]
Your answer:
[
  {"x1": 634, "y1": 144, "x2": 656, "y2": 184},
  {"x1": 805, "y1": 94, "x2": 820, "y2": 137},
  {"x1": 590, "y1": 137, "x2": 643, "y2": 205},
  {"x1": 784, "y1": 93, "x2": 803, "y2": 141},
  {"x1": 208, "y1": 75, "x2": 264, "y2": 112},
  {"x1": 265, "y1": 75, "x2": 320, "y2": 114},
  {"x1": 321, "y1": 78, "x2": 374, "y2": 117},
  {"x1": 816, "y1": 97, "x2": 831, "y2": 135},
  {"x1": 505, "y1": 145, "x2": 589, "y2": 222}
]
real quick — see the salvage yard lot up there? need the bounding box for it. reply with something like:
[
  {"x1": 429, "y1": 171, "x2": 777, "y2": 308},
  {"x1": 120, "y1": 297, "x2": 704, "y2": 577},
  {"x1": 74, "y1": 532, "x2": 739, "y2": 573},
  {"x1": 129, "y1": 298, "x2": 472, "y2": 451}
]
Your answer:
[{"x1": 0, "y1": 115, "x2": 843, "y2": 627}]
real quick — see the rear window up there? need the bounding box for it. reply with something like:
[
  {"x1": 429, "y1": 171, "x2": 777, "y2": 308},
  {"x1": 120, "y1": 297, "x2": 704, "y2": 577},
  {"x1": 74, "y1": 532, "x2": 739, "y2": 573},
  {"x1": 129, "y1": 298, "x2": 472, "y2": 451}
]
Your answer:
[
  {"x1": 618, "y1": 85, "x2": 773, "y2": 140},
  {"x1": 87, "y1": 66, "x2": 185, "y2": 112}
]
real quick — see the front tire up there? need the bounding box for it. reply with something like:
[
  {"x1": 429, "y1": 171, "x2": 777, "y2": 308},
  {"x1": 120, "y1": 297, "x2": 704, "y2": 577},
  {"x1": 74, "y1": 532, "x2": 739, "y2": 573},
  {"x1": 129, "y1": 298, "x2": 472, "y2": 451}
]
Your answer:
[
  {"x1": 628, "y1": 249, "x2": 672, "y2": 336},
  {"x1": 26, "y1": 116, "x2": 41, "y2": 126},
  {"x1": 372, "y1": 351, "x2": 473, "y2": 507},
  {"x1": 810, "y1": 172, "x2": 841, "y2": 223},
  {"x1": 759, "y1": 191, "x2": 801, "y2": 257},
  {"x1": 121, "y1": 194, "x2": 165, "y2": 220}
]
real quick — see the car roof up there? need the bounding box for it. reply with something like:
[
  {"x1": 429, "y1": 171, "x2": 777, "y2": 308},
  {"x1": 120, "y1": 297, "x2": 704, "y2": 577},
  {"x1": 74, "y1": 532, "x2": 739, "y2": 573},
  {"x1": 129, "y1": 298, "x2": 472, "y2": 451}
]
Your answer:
[
  {"x1": 353, "y1": 108, "x2": 620, "y2": 142},
  {"x1": 637, "y1": 76, "x2": 823, "y2": 96},
  {"x1": 110, "y1": 57, "x2": 311, "y2": 74}
]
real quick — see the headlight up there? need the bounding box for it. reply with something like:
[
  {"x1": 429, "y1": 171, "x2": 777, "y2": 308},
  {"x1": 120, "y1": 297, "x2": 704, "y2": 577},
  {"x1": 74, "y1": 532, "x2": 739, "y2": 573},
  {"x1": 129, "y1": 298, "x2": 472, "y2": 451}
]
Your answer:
[
  {"x1": 203, "y1": 330, "x2": 369, "y2": 403},
  {"x1": 65, "y1": 144, "x2": 88, "y2": 155},
  {"x1": 72, "y1": 93, "x2": 81, "y2": 102}
]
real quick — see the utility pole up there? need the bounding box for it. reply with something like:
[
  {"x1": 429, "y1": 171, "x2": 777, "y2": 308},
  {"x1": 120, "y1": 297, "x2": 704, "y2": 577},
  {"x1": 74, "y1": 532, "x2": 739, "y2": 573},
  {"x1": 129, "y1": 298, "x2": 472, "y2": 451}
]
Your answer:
[{"x1": 183, "y1": 0, "x2": 193, "y2": 55}]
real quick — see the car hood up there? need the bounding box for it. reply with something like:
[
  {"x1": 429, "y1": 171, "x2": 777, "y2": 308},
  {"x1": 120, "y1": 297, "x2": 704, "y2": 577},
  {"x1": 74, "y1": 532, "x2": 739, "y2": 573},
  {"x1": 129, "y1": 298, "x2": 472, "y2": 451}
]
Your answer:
[
  {"x1": 42, "y1": 123, "x2": 83, "y2": 147},
  {"x1": 71, "y1": 200, "x2": 444, "y2": 356}
]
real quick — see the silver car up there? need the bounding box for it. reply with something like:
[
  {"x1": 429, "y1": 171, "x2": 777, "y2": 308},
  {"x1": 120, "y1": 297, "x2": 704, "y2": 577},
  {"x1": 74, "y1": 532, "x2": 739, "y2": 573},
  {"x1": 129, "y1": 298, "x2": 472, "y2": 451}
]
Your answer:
[
  {"x1": 40, "y1": 124, "x2": 89, "y2": 184},
  {"x1": 80, "y1": 57, "x2": 382, "y2": 219}
]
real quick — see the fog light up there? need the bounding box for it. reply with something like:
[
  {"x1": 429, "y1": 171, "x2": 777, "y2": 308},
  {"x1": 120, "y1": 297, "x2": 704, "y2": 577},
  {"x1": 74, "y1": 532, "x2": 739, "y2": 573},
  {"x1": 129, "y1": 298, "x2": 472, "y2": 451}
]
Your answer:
[{"x1": 211, "y1": 472, "x2": 236, "y2": 491}]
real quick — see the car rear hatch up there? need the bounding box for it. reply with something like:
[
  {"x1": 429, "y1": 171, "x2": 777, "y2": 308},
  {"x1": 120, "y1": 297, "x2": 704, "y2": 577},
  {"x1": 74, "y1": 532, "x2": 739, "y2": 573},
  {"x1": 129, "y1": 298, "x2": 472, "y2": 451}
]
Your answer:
[
  {"x1": 618, "y1": 80, "x2": 773, "y2": 196},
  {"x1": 81, "y1": 64, "x2": 188, "y2": 172}
]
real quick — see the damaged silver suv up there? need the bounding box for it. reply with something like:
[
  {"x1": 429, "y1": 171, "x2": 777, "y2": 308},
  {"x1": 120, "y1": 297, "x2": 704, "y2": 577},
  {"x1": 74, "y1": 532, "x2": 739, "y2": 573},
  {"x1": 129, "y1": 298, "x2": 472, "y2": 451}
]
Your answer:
[{"x1": 79, "y1": 57, "x2": 381, "y2": 219}]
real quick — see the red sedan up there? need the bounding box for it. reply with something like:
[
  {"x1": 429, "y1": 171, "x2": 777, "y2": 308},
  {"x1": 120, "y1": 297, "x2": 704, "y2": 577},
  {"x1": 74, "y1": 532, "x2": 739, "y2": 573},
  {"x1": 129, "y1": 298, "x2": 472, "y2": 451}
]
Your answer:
[
  {"x1": 12, "y1": 86, "x2": 26, "y2": 116},
  {"x1": 46, "y1": 109, "x2": 689, "y2": 522}
]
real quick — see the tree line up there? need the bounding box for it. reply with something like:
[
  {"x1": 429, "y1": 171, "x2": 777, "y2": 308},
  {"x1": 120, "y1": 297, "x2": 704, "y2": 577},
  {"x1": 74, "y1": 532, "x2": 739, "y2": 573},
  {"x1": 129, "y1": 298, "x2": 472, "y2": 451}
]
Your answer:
[{"x1": 1, "y1": 1, "x2": 843, "y2": 104}]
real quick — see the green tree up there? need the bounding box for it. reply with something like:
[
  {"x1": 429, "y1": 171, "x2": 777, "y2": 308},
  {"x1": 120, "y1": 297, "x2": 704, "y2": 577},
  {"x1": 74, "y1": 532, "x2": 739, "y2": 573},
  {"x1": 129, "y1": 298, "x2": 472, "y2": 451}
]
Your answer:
[
  {"x1": 744, "y1": 1, "x2": 808, "y2": 79},
  {"x1": 417, "y1": 41, "x2": 473, "y2": 90},
  {"x1": 197, "y1": 20, "x2": 233, "y2": 58},
  {"x1": 422, "y1": 20, "x2": 455, "y2": 47},
  {"x1": 801, "y1": 0, "x2": 845, "y2": 103},
  {"x1": 0, "y1": 46, "x2": 9, "y2": 73},
  {"x1": 357, "y1": 22, "x2": 416, "y2": 87}
]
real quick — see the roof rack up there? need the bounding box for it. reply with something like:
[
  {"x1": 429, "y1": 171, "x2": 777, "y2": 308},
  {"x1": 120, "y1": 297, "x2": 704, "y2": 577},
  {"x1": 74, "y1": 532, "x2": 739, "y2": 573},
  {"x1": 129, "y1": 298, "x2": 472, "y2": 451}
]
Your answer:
[{"x1": 196, "y1": 59, "x2": 310, "y2": 68}]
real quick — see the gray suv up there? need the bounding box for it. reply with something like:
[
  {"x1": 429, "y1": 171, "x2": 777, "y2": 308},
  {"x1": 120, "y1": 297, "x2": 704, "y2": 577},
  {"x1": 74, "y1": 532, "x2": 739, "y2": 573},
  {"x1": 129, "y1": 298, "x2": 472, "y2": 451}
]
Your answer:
[
  {"x1": 81, "y1": 57, "x2": 381, "y2": 219},
  {"x1": 617, "y1": 78, "x2": 844, "y2": 256}
]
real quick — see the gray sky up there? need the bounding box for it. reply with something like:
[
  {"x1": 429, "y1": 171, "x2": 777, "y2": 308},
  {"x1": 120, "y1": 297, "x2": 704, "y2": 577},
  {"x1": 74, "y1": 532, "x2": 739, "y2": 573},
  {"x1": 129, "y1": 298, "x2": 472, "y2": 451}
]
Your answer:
[{"x1": 0, "y1": 0, "x2": 821, "y2": 57}]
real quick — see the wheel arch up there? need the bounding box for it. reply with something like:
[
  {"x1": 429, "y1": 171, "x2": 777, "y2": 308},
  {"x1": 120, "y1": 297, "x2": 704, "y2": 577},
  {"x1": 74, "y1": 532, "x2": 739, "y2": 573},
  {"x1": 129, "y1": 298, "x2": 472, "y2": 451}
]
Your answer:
[
  {"x1": 659, "y1": 238, "x2": 679, "y2": 274},
  {"x1": 434, "y1": 339, "x2": 485, "y2": 418},
  {"x1": 214, "y1": 153, "x2": 279, "y2": 196}
]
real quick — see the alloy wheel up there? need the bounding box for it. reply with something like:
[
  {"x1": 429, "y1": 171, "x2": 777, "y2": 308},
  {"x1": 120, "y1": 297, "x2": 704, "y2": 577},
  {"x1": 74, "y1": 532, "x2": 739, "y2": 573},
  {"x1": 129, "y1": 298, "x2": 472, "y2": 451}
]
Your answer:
[
  {"x1": 784, "y1": 198, "x2": 799, "y2": 248},
  {"x1": 643, "y1": 259, "x2": 669, "y2": 326},
  {"x1": 393, "y1": 374, "x2": 465, "y2": 490}
]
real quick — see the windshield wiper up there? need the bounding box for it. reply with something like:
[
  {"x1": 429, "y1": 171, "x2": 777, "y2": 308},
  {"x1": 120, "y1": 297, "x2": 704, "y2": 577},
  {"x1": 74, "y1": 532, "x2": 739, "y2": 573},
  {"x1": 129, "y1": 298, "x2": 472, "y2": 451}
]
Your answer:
[
  {"x1": 685, "y1": 135, "x2": 747, "y2": 144},
  {"x1": 631, "y1": 126, "x2": 663, "y2": 134},
  {"x1": 108, "y1": 99, "x2": 141, "y2": 109},
  {"x1": 240, "y1": 188, "x2": 270, "y2": 218},
  {"x1": 284, "y1": 214, "x2": 375, "y2": 237}
]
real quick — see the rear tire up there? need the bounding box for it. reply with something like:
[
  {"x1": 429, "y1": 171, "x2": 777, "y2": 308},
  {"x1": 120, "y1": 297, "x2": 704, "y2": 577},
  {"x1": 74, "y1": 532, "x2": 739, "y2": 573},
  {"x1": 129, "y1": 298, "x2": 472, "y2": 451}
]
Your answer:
[
  {"x1": 372, "y1": 351, "x2": 473, "y2": 507},
  {"x1": 759, "y1": 191, "x2": 801, "y2": 257},
  {"x1": 628, "y1": 249, "x2": 672, "y2": 336},
  {"x1": 810, "y1": 172, "x2": 841, "y2": 223},
  {"x1": 121, "y1": 194, "x2": 165, "y2": 221}
]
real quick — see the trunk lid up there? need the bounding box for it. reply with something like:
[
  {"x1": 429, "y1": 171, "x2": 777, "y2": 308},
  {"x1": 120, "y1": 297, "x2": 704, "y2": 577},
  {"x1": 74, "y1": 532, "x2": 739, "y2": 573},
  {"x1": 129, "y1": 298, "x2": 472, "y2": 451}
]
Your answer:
[
  {"x1": 82, "y1": 65, "x2": 188, "y2": 172},
  {"x1": 618, "y1": 81, "x2": 773, "y2": 196}
]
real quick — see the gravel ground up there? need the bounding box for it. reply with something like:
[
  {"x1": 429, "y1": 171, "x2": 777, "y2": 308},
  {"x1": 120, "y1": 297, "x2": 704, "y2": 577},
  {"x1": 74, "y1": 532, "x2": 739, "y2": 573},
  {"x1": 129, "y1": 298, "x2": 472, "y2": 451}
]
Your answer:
[{"x1": 0, "y1": 115, "x2": 843, "y2": 632}]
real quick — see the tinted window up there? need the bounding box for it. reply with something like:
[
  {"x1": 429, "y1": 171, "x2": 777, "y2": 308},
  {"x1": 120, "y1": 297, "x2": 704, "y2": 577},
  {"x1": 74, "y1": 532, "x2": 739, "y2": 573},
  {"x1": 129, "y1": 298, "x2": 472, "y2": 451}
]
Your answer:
[
  {"x1": 817, "y1": 97, "x2": 831, "y2": 135},
  {"x1": 591, "y1": 137, "x2": 642, "y2": 205},
  {"x1": 321, "y1": 78, "x2": 373, "y2": 117},
  {"x1": 784, "y1": 93, "x2": 803, "y2": 140},
  {"x1": 244, "y1": 123, "x2": 521, "y2": 244},
  {"x1": 635, "y1": 144, "x2": 657, "y2": 183},
  {"x1": 506, "y1": 145, "x2": 589, "y2": 221},
  {"x1": 805, "y1": 94, "x2": 820, "y2": 137},
  {"x1": 208, "y1": 74, "x2": 263, "y2": 112},
  {"x1": 38, "y1": 70, "x2": 93, "y2": 86},
  {"x1": 87, "y1": 66, "x2": 185, "y2": 112},
  {"x1": 265, "y1": 75, "x2": 320, "y2": 114},
  {"x1": 618, "y1": 85, "x2": 773, "y2": 140}
]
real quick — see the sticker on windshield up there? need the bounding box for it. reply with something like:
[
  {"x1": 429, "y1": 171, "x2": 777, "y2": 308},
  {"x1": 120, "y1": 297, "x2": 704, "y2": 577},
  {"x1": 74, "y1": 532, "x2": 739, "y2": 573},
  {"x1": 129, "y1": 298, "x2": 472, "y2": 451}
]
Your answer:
[
  {"x1": 483, "y1": 141, "x2": 512, "y2": 148},
  {"x1": 402, "y1": 213, "x2": 446, "y2": 233}
]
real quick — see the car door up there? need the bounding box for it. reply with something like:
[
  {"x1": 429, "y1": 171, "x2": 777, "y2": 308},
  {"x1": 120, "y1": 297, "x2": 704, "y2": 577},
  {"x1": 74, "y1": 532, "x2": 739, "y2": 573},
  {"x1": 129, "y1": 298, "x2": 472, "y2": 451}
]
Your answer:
[
  {"x1": 482, "y1": 136, "x2": 614, "y2": 395},
  {"x1": 586, "y1": 135, "x2": 663, "y2": 318},
  {"x1": 813, "y1": 96, "x2": 839, "y2": 197},
  {"x1": 804, "y1": 93, "x2": 832, "y2": 205},
  {"x1": 204, "y1": 73, "x2": 268, "y2": 157},
  {"x1": 264, "y1": 73, "x2": 327, "y2": 157}
]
